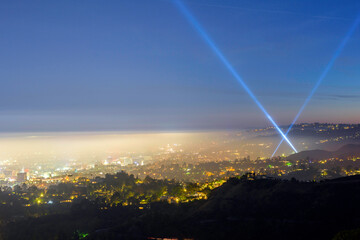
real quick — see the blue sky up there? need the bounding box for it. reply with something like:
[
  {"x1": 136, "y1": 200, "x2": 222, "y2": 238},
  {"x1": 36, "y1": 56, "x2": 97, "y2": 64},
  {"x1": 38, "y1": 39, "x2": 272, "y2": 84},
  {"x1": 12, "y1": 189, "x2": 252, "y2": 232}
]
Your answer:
[{"x1": 0, "y1": 0, "x2": 359, "y2": 132}]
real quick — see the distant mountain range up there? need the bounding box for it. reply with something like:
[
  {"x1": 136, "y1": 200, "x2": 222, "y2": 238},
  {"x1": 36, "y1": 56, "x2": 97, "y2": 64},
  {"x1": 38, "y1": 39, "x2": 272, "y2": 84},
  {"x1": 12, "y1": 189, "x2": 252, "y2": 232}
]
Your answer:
[{"x1": 286, "y1": 144, "x2": 360, "y2": 161}]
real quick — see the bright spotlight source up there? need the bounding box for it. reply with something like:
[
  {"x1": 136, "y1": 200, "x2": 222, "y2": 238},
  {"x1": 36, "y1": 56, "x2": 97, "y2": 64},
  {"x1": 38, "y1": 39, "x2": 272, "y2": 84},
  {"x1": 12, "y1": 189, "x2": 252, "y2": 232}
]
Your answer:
[
  {"x1": 173, "y1": 0, "x2": 298, "y2": 153},
  {"x1": 271, "y1": 14, "x2": 360, "y2": 157}
]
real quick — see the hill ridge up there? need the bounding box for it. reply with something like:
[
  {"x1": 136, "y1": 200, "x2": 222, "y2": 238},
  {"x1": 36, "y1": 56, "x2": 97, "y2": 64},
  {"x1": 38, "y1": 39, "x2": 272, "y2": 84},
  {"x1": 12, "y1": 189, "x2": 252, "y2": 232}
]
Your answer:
[{"x1": 286, "y1": 143, "x2": 360, "y2": 160}]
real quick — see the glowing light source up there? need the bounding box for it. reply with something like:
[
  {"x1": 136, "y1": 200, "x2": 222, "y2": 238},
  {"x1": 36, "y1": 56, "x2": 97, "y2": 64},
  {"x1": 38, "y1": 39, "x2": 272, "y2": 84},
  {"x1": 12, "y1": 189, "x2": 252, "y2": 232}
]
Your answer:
[
  {"x1": 271, "y1": 14, "x2": 360, "y2": 157},
  {"x1": 173, "y1": 0, "x2": 297, "y2": 153}
]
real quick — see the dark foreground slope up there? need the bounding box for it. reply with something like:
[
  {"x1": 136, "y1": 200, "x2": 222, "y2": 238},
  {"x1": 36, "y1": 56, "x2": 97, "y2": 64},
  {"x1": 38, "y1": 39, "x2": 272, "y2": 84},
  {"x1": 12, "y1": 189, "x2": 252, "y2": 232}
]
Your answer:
[{"x1": 3, "y1": 176, "x2": 360, "y2": 240}]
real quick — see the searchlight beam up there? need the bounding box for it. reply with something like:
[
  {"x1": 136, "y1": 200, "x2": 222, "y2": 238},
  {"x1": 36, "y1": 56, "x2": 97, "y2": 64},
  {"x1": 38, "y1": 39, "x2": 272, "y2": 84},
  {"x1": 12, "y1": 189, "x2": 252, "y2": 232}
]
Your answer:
[
  {"x1": 271, "y1": 14, "x2": 360, "y2": 157},
  {"x1": 173, "y1": 0, "x2": 298, "y2": 153}
]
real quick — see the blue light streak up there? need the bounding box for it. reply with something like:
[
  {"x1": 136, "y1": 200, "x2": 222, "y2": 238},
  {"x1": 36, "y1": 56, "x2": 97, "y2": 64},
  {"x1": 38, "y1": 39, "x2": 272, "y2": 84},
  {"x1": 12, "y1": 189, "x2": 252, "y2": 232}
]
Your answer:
[
  {"x1": 173, "y1": 0, "x2": 298, "y2": 153},
  {"x1": 271, "y1": 14, "x2": 360, "y2": 157}
]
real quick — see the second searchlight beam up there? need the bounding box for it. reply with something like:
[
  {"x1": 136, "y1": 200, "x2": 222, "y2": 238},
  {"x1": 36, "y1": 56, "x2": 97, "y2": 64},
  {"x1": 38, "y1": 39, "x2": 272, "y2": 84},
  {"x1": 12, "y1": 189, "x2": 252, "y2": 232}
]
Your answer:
[
  {"x1": 271, "y1": 13, "x2": 360, "y2": 157},
  {"x1": 173, "y1": 0, "x2": 297, "y2": 153}
]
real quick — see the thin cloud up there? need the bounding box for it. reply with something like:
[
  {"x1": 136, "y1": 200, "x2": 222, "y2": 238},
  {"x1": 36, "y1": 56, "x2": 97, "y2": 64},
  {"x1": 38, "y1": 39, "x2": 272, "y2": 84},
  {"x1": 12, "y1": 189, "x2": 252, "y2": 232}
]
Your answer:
[
  {"x1": 316, "y1": 94, "x2": 360, "y2": 100},
  {"x1": 185, "y1": 2, "x2": 353, "y2": 21}
]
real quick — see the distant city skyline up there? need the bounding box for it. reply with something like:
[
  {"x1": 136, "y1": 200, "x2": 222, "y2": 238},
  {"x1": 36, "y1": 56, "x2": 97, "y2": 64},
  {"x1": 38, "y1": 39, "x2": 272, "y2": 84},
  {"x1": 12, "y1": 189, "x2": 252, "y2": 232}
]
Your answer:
[{"x1": 1, "y1": 0, "x2": 360, "y2": 132}]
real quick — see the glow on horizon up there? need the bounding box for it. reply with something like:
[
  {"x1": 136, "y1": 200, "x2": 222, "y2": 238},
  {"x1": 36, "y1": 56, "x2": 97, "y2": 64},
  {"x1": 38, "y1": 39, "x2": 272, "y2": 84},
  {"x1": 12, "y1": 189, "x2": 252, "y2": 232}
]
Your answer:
[
  {"x1": 172, "y1": 0, "x2": 297, "y2": 153},
  {"x1": 0, "y1": 132, "x2": 202, "y2": 162},
  {"x1": 271, "y1": 13, "x2": 360, "y2": 157}
]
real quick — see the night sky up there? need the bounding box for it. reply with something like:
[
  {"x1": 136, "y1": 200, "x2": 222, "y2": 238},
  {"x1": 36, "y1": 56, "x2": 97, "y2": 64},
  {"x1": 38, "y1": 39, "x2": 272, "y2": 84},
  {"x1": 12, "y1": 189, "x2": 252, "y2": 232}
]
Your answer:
[{"x1": 1, "y1": 0, "x2": 360, "y2": 132}]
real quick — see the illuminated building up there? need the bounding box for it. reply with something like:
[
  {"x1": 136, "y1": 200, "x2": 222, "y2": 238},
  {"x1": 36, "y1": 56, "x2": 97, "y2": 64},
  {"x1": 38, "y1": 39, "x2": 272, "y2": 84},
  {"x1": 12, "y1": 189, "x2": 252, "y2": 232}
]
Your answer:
[{"x1": 17, "y1": 172, "x2": 27, "y2": 182}]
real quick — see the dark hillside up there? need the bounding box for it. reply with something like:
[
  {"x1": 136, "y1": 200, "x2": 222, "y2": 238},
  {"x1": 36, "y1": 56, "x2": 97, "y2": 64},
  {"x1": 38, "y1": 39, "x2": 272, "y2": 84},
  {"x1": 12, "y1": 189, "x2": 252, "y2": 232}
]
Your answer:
[
  {"x1": 3, "y1": 175, "x2": 360, "y2": 240},
  {"x1": 286, "y1": 144, "x2": 360, "y2": 160}
]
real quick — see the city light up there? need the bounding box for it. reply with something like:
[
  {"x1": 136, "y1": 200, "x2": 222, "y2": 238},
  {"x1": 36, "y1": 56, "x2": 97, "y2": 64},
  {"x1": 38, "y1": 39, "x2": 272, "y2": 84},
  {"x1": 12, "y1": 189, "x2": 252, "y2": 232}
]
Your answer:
[{"x1": 172, "y1": 0, "x2": 297, "y2": 153}]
